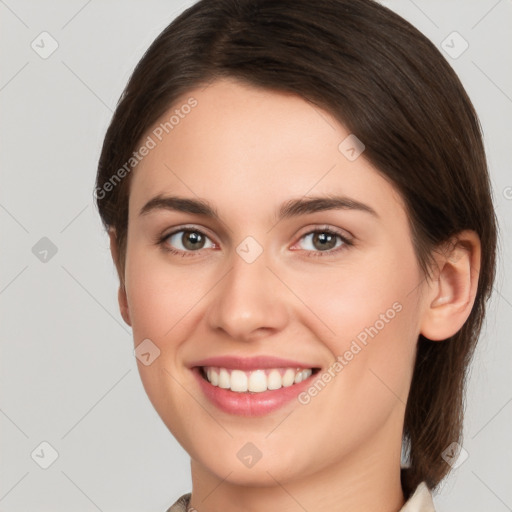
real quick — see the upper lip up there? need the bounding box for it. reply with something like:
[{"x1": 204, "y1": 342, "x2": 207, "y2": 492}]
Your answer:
[{"x1": 190, "y1": 356, "x2": 320, "y2": 371}]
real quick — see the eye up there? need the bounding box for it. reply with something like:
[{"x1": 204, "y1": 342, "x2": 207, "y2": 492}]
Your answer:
[
  {"x1": 292, "y1": 227, "x2": 353, "y2": 257},
  {"x1": 159, "y1": 227, "x2": 215, "y2": 256},
  {"x1": 157, "y1": 225, "x2": 353, "y2": 258}
]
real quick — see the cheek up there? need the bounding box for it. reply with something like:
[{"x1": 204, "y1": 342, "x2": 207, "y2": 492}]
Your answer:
[
  {"x1": 125, "y1": 248, "x2": 207, "y2": 341},
  {"x1": 291, "y1": 247, "x2": 421, "y2": 349},
  {"x1": 292, "y1": 246, "x2": 422, "y2": 405},
  {"x1": 123, "y1": 248, "x2": 204, "y2": 438}
]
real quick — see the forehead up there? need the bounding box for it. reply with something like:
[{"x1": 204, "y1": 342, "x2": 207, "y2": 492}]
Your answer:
[{"x1": 128, "y1": 77, "x2": 405, "y2": 222}]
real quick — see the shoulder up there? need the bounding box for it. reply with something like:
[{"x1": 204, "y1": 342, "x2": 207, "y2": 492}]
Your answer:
[{"x1": 165, "y1": 492, "x2": 191, "y2": 512}]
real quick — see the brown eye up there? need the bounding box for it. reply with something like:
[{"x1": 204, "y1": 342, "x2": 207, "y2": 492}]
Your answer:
[
  {"x1": 182, "y1": 231, "x2": 206, "y2": 250},
  {"x1": 292, "y1": 227, "x2": 354, "y2": 258},
  {"x1": 298, "y1": 230, "x2": 345, "y2": 252},
  {"x1": 164, "y1": 229, "x2": 214, "y2": 252},
  {"x1": 311, "y1": 232, "x2": 338, "y2": 251}
]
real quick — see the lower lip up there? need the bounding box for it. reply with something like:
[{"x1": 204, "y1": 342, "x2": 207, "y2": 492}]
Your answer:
[{"x1": 192, "y1": 367, "x2": 317, "y2": 417}]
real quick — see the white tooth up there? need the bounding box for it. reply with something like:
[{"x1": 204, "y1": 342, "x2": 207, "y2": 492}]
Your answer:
[
  {"x1": 282, "y1": 368, "x2": 295, "y2": 387},
  {"x1": 210, "y1": 368, "x2": 219, "y2": 386},
  {"x1": 248, "y1": 370, "x2": 267, "y2": 392},
  {"x1": 218, "y1": 368, "x2": 230, "y2": 389},
  {"x1": 230, "y1": 370, "x2": 248, "y2": 392},
  {"x1": 267, "y1": 369, "x2": 282, "y2": 390},
  {"x1": 208, "y1": 366, "x2": 313, "y2": 392}
]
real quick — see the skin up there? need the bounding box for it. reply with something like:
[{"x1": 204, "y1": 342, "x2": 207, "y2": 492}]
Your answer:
[{"x1": 109, "y1": 77, "x2": 481, "y2": 512}]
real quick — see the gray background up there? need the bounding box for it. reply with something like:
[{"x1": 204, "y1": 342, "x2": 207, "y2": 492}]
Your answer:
[{"x1": 1, "y1": 0, "x2": 511, "y2": 510}]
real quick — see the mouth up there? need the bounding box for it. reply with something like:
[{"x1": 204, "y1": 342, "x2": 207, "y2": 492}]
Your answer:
[
  {"x1": 189, "y1": 356, "x2": 322, "y2": 416},
  {"x1": 198, "y1": 366, "x2": 321, "y2": 393},
  {"x1": 191, "y1": 366, "x2": 320, "y2": 417}
]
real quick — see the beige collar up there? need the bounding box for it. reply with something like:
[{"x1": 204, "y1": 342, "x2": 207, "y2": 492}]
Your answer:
[{"x1": 400, "y1": 482, "x2": 436, "y2": 511}]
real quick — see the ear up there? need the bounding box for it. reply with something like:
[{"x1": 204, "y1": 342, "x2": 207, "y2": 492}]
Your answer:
[
  {"x1": 108, "y1": 228, "x2": 132, "y2": 327},
  {"x1": 420, "y1": 230, "x2": 481, "y2": 341}
]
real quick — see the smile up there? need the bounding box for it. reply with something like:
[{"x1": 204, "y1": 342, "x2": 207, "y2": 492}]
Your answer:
[
  {"x1": 190, "y1": 356, "x2": 322, "y2": 416},
  {"x1": 200, "y1": 366, "x2": 315, "y2": 393}
]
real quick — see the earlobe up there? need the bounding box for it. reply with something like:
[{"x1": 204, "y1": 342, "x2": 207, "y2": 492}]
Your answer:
[
  {"x1": 108, "y1": 228, "x2": 132, "y2": 327},
  {"x1": 420, "y1": 230, "x2": 481, "y2": 341}
]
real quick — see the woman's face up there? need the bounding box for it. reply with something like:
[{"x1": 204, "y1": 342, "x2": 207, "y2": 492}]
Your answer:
[{"x1": 120, "y1": 77, "x2": 429, "y2": 485}]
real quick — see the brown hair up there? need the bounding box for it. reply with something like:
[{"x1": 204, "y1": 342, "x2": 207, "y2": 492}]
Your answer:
[{"x1": 95, "y1": 0, "x2": 498, "y2": 494}]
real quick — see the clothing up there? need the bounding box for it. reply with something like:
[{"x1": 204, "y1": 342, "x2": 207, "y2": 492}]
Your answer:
[{"x1": 165, "y1": 481, "x2": 435, "y2": 512}]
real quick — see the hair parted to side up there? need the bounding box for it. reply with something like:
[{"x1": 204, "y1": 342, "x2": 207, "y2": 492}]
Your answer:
[{"x1": 95, "y1": 0, "x2": 497, "y2": 494}]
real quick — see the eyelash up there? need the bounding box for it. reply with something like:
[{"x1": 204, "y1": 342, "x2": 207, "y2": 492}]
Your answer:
[{"x1": 156, "y1": 225, "x2": 354, "y2": 259}]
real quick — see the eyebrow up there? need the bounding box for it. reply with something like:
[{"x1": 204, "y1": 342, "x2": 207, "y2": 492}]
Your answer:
[{"x1": 139, "y1": 194, "x2": 379, "y2": 221}]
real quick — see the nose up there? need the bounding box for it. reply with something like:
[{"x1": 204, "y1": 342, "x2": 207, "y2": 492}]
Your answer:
[{"x1": 206, "y1": 248, "x2": 289, "y2": 342}]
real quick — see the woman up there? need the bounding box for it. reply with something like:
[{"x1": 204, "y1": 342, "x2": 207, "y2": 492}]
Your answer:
[{"x1": 95, "y1": 0, "x2": 498, "y2": 510}]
